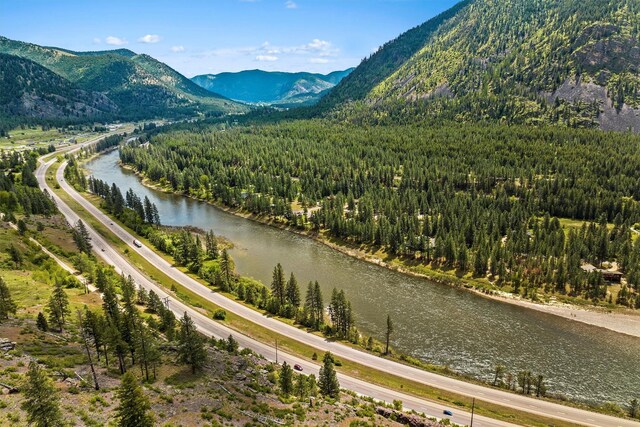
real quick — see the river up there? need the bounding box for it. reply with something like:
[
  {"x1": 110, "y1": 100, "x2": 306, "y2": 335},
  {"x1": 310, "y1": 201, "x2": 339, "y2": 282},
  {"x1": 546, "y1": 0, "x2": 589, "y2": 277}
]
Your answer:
[{"x1": 86, "y1": 150, "x2": 640, "y2": 405}]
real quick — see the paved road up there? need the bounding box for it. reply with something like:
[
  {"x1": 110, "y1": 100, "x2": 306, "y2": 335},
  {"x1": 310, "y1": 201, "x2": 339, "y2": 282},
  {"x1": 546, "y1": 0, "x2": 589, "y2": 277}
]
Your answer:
[{"x1": 39, "y1": 139, "x2": 640, "y2": 427}]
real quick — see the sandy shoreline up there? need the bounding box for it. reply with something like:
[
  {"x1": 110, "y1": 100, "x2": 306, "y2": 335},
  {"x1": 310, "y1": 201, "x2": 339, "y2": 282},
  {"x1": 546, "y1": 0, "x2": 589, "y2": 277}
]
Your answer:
[{"x1": 115, "y1": 160, "x2": 640, "y2": 339}]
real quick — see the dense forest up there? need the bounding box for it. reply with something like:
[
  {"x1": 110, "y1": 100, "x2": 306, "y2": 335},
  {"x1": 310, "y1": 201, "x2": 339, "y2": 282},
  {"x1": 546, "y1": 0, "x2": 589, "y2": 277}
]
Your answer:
[
  {"x1": 120, "y1": 121, "x2": 640, "y2": 306},
  {"x1": 0, "y1": 146, "x2": 57, "y2": 217}
]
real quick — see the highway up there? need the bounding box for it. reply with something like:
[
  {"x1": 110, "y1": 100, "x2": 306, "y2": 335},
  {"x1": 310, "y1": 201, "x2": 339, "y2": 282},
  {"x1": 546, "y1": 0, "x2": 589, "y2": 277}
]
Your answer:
[{"x1": 37, "y1": 136, "x2": 640, "y2": 427}]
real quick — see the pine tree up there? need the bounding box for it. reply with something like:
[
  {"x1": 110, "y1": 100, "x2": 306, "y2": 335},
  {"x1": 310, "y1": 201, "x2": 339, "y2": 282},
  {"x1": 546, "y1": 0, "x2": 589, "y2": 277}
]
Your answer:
[
  {"x1": 205, "y1": 230, "x2": 218, "y2": 259},
  {"x1": 385, "y1": 314, "x2": 394, "y2": 355},
  {"x1": 0, "y1": 276, "x2": 17, "y2": 320},
  {"x1": 177, "y1": 312, "x2": 207, "y2": 373},
  {"x1": 318, "y1": 352, "x2": 340, "y2": 399},
  {"x1": 115, "y1": 372, "x2": 154, "y2": 427},
  {"x1": 304, "y1": 281, "x2": 323, "y2": 330},
  {"x1": 36, "y1": 312, "x2": 48, "y2": 331},
  {"x1": 286, "y1": 272, "x2": 301, "y2": 308},
  {"x1": 220, "y1": 249, "x2": 233, "y2": 290},
  {"x1": 7, "y1": 244, "x2": 22, "y2": 267},
  {"x1": 294, "y1": 374, "x2": 310, "y2": 399},
  {"x1": 271, "y1": 263, "x2": 286, "y2": 311},
  {"x1": 72, "y1": 220, "x2": 92, "y2": 254},
  {"x1": 47, "y1": 279, "x2": 70, "y2": 332},
  {"x1": 21, "y1": 361, "x2": 63, "y2": 427},
  {"x1": 134, "y1": 321, "x2": 160, "y2": 381},
  {"x1": 279, "y1": 361, "x2": 294, "y2": 396}
]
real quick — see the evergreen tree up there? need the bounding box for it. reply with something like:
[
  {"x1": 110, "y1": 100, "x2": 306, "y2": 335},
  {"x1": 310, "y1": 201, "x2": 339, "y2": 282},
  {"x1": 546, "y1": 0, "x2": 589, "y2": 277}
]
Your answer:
[
  {"x1": 279, "y1": 361, "x2": 294, "y2": 396},
  {"x1": 72, "y1": 220, "x2": 92, "y2": 254},
  {"x1": 220, "y1": 249, "x2": 233, "y2": 290},
  {"x1": 134, "y1": 321, "x2": 161, "y2": 381},
  {"x1": 286, "y1": 272, "x2": 301, "y2": 308},
  {"x1": 46, "y1": 279, "x2": 70, "y2": 332},
  {"x1": 205, "y1": 230, "x2": 218, "y2": 259},
  {"x1": 271, "y1": 263, "x2": 286, "y2": 311},
  {"x1": 0, "y1": 276, "x2": 17, "y2": 320},
  {"x1": 22, "y1": 361, "x2": 63, "y2": 427},
  {"x1": 318, "y1": 352, "x2": 340, "y2": 399},
  {"x1": 7, "y1": 244, "x2": 23, "y2": 267},
  {"x1": 385, "y1": 314, "x2": 394, "y2": 355},
  {"x1": 115, "y1": 372, "x2": 154, "y2": 427},
  {"x1": 82, "y1": 306, "x2": 105, "y2": 360},
  {"x1": 304, "y1": 281, "x2": 323, "y2": 330},
  {"x1": 17, "y1": 219, "x2": 27, "y2": 235},
  {"x1": 226, "y1": 334, "x2": 239, "y2": 353},
  {"x1": 177, "y1": 312, "x2": 207, "y2": 373},
  {"x1": 36, "y1": 312, "x2": 48, "y2": 331},
  {"x1": 328, "y1": 288, "x2": 354, "y2": 339},
  {"x1": 295, "y1": 374, "x2": 310, "y2": 399}
]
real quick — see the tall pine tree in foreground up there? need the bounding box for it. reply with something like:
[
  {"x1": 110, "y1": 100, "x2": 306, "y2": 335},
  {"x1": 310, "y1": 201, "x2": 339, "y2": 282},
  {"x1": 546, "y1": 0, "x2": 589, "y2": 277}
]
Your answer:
[
  {"x1": 279, "y1": 361, "x2": 294, "y2": 396},
  {"x1": 22, "y1": 361, "x2": 63, "y2": 427},
  {"x1": 72, "y1": 219, "x2": 92, "y2": 254},
  {"x1": 0, "y1": 276, "x2": 17, "y2": 320},
  {"x1": 47, "y1": 279, "x2": 70, "y2": 332},
  {"x1": 177, "y1": 312, "x2": 207, "y2": 373},
  {"x1": 115, "y1": 371, "x2": 154, "y2": 427},
  {"x1": 318, "y1": 352, "x2": 340, "y2": 399}
]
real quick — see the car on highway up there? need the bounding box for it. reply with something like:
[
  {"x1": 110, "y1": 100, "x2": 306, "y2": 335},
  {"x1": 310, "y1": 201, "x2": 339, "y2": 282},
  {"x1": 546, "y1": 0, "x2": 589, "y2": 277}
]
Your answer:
[
  {"x1": 133, "y1": 239, "x2": 142, "y2": 248},
  {"x1": 294, "y1": 364, "x2": 303, "y2": 371},
  {"x1": 443, "y1": 410, "x2": 453, "y2": 416}
]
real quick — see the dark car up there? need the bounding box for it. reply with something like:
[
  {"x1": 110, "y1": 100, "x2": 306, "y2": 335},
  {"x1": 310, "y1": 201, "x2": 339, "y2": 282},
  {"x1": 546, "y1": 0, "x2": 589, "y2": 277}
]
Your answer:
[
  {"x1": 443, "y1": 409, "x2": 453, "y2": 416},
  {"x1": 293, "y1": 364, "x2": 303, "y2": 371}
]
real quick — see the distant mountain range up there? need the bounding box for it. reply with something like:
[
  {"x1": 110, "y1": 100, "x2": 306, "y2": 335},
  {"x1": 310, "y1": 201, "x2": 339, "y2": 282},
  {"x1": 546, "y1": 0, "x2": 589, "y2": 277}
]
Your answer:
[
  {"x1": 191, "y1": 69, "x2": 353, "y2": 107},
  {"x1": 320, "y1": 0, "x2": 640, "y2": 131},
  {"x1": 0, "y1": 36, "x2": 247, "y2": 123}
]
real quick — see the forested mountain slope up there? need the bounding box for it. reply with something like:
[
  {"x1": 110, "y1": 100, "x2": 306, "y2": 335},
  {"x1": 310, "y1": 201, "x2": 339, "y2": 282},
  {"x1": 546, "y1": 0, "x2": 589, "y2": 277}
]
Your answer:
[
  {"x1": 0, "y1": 53, "x2": 117, "y2": 120},
  {"x1": 192, "y1": 68, "x2": 353, "y2": 106},
  {"x1": 324, "y1": 0, "x2": 640, "y2": 131},
  {"x1": 0, "y1": 36, "x2": 247, "y2": 120}
]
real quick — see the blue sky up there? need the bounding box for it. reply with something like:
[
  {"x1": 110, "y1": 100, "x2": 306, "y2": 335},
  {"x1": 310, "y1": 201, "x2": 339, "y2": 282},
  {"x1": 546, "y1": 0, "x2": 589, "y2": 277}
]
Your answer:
[{"x1": 1, "y1": 0, "x2": 459, "y2": 76}]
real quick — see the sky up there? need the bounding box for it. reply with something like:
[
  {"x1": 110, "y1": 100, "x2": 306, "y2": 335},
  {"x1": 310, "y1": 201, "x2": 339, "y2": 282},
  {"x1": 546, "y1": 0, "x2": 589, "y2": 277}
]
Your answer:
[{"x1": 1, "y1": 0, "x2": 459, "y2": 77}]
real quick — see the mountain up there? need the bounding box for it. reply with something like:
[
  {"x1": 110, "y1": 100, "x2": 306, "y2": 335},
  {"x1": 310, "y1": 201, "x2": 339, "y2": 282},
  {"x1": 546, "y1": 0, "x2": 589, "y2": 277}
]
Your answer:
[
  {"x1": 0, "y1": 53, "x2": 117, "y2": 120},
  {"x1": 0, "y1": 36, "x2": 247, "y2": 121},
  {"x1": 191, "y1": 68, "x2": 354, "y2": 107},
  {"x1": 322, "y1": 0, "x2": 640, "y2": 131}
]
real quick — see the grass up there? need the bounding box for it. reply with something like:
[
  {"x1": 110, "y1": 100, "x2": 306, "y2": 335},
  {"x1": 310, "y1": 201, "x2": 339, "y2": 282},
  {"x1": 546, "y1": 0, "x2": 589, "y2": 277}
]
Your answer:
[
  {"x1": 1, "y1": 126, "x2": 94, "y2": 151},
  {"x1": 43, "y1": 161, "x2": 602, "y2": 427}
]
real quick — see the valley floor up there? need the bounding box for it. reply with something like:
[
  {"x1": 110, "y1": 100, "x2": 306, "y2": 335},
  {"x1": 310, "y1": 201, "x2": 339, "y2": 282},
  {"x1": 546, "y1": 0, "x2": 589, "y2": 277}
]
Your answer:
[{"x1": 124, "y1": 163, "x2": 640, "y2": 339}]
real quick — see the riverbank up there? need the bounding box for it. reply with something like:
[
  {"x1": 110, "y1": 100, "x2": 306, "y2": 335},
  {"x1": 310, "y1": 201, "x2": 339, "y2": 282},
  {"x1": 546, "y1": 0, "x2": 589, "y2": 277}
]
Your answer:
[{"x1": 117, "y1": 161, "x2": 640, "y2": 339}]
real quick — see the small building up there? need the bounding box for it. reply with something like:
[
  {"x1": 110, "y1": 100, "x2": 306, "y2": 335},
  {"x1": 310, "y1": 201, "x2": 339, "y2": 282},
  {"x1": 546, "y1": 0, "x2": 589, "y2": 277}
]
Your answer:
[{"x1": 581, "y1": 263, "x2": 623, "y2": 284}]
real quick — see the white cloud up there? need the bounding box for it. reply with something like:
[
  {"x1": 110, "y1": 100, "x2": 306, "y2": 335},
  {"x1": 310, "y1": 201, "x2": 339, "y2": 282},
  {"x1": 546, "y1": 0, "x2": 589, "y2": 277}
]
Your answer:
[
  {"x1": 285, "y1": 0, "x2": 297, "y2": 9},
  {"x1": 92, "y1": 37, "x2": 101, "y2": 44},
  {"x1": 171, "y1": 45, "x2": 185, "y2": 53},
  {"x1": 256, "y1": 55, "x2": 278, "y2": 62},
  {"x1": 309, "y1": 57, "x2": 330, "y2": 64},
  {"x1": 138, "y1": 34, "x2": 161, "y2": 44},
  {"x1": 308, "y1": 39, "x2": 329, "y2": 50},
  {"x1": 105, "y1": 36, "x2": 128, "y2": 46}
]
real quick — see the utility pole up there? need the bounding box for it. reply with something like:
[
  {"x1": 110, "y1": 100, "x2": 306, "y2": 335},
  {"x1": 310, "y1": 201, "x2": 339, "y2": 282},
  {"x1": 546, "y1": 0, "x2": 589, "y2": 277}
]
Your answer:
[
  {"x1": 163, "y1": 296, "x2": 170, "y2": 308},
  {"x1": 470, "y1": 397, "x2": 475, "y2": 427}
]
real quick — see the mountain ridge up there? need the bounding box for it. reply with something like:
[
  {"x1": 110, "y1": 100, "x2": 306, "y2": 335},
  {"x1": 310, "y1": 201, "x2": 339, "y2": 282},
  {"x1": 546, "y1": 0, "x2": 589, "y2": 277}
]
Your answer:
[
  {"x1": 322, "y1": 0, "x2": 640, "y2": 131},
  {"x1": 0, "y1": 36, "x2": 247, "y2": 121},
  {"x1": 191, "y1": 68, "x2": 353, "y2": 106}
]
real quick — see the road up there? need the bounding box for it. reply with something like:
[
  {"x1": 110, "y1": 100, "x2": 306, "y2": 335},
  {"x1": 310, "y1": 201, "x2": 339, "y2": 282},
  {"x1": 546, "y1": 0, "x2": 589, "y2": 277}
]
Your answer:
[{"x1": 38, "y1": 136, "x2": 639, "y2": 427}]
